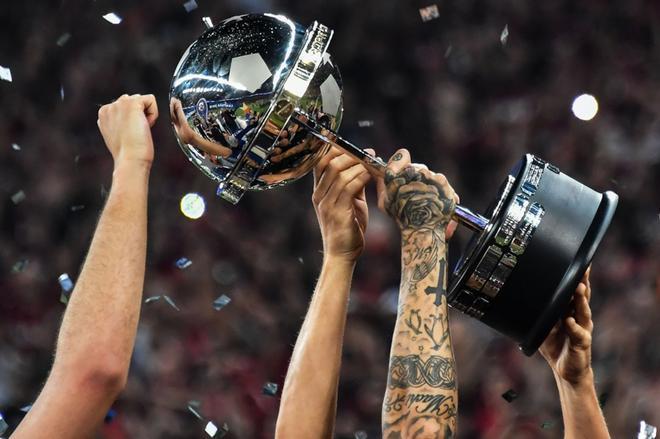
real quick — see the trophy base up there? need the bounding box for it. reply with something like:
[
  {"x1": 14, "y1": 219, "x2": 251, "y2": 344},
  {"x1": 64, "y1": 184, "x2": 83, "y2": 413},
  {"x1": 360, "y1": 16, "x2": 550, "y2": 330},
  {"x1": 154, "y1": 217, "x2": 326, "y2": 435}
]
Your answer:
[{"x1": 449, "y1": 155, "x2": 618, "y2": 356}]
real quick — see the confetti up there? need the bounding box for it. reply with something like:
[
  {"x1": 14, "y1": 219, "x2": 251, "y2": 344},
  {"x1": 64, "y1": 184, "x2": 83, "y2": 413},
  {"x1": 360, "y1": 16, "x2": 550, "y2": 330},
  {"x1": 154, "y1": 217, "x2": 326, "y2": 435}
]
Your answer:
[
  {"x1": 355, "y1": 431, "x2": 368, "y2": 439},
  {"x1": 176, "y1": 257, "x2": 192, "y2": 269},
  {"x1": 59, "y1": 273, "x2": 74, "y2": 304},
  {"x1": 0, "y1": 65, "x2": 12, "y2": 82},
  {"x1": 262, "y1": 382, "x2": 278, "y2": 396},
  {"x1": 357, "y1": 120, "x2": 374, "y2": 127},
  {"x1": 60, "y1": 85, "x2": 64, "y2": 101},
  {"x1": 180, "y1": 193, "x2": 206, "y2": 219},
  {"x1": 163, "y1": 295, "x2": 180, "y2": 311},
  {"x1": 202, "y1": 17, "x2": 214, "y2": 29},
  {"x1": 540, "y1": 420, "x2": 555, "y2": 429},
  {"x1": 104, "y1": 408, "x2": 116, "y2": 424},
  {"x1": 11, "y1": 190, "x2": 26, "y2": 205},
  {"x1": 102, "y1": 12, "x2": 123, "y2": 25},
  {"x1": 205, "y1": 421, "x2": 218, "y2": 437},
  {"x1": 0, "y1": 412, "x2": 8, "y2": 436},
  {"x1": 56, "y1": 33, "x2": 71, "y2": 47},
  {"x1": 500, "y1": 25, "x2": 509, "y2": 45},
  {"x1": 11, "y1": 259, "x2": 29, "y2": 273},
  {"x1": 144, "y1": 295, "x2": 162, "y2": 304},
  {"x1": 11, "y1": 143, "x2": 20, "y2": 151},
  {"x1": 501, "y1": 389, "x2": 518, "y2": 403},
  {"x1": 213, "y1": 294, "x2": 231, "y2": 311},
  {"x1": 70, "y1": 205, "x2": 85, "y2": 212},
  {"x1": 187, "y1": 400, "x2": 204, "y2": 420},
  {"x1": 19, "y1": 405, "x2": 32, "y2": 413},
  {"x1": 419, "y1": 5, "x2": 439, "y2": 22},
  {"x1": 444, "y1": 45, "x2": 453, "y2": 58},
  {"x1": 639, "y1": 420, "x2": 658, "y2": 439},
  {"x1": 297, "y1": 256, "x2": 304, "y2": 264},
  {"x1": 183, "y1": 0, "x2": 198, "y2": 12}
]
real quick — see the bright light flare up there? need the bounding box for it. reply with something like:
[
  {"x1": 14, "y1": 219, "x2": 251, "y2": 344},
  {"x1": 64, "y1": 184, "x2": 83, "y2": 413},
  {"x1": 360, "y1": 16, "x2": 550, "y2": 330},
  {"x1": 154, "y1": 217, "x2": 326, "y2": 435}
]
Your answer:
[{"x1": 571, "y1": 93, "x2": 598, "y2": 121}]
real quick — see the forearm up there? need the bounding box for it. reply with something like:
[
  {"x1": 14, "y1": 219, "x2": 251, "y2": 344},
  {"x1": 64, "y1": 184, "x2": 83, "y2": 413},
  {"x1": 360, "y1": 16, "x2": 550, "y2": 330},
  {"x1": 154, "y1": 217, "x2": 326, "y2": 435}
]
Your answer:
[
  {"x1": 382, "y1": 228, "x2": 457, "y2": 438},
  {"x1": 276, "y1": 256, "x2": 355, "y2": 439},
  {"x1": 54, "y1": 160, "x2": 150, "y2": 380},
  {"x1": 555, "y1": 369, "x2": 610, "y2": 439}
]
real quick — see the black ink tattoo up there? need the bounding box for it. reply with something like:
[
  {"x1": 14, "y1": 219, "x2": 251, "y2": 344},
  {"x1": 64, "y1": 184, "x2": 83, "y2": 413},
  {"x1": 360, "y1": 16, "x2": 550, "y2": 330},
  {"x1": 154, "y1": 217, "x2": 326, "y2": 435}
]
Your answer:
[
  {"x1": 424, "y1": 314, "x2": 449, "y2": 351},
  {"x1": 406, "y1": 393, "x2": 456, "y2": 418},
  {"x1": 384, "y1": 394, "x2": 405, "y2": 412},
  {"x1": 391, "y1": 152, "x2": 403, "y2": 162},
  {"x1": 424, "y1": 259, "x2": 446, "y2": 306},
  {"x1": 388, "y1": 355, "x2": 456, "y2": 389},
  {"x1": 405, "y1": 309, "x2": 423, "y2": 335},
  {"x1": 402, "y1": 228, "x2": 441, "y2": 292}
]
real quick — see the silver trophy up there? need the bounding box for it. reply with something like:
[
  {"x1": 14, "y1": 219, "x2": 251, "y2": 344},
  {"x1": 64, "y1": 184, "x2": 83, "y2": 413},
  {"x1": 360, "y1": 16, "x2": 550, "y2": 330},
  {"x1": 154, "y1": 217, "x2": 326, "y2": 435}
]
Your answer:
[{"x1": 170, "y1": 13, "x2": 617, "y2": 354}]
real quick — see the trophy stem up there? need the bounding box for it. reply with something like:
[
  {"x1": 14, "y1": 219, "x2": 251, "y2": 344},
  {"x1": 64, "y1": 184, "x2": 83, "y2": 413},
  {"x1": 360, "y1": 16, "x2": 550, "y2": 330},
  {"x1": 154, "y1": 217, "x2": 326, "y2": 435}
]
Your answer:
[{"x1": 291, "y1": 111, "x2": 489, "y2": 233}]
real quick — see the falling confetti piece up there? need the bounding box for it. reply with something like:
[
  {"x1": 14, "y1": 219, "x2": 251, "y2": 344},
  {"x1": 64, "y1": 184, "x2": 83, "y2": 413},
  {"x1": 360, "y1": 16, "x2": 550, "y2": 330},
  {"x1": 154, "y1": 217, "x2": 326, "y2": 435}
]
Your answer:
[
  {"x1": 187, "y1": 401, "x2": 204, "y2": 420},
  {"x1": 60, "y1": 85, "x2": 64, "y2": 101},
  {"x1": 357, "y1": 120, "x2": 374, "y2": 127},
  {"x1": 205, "y1": 421, "x2": 218, "y2": 437},
  {"x1": 639, "y1": 420, "x2": 658, "y2": 439},
  {"x1": 0, "y1": 65, "x2": 12, "y2": 82},
  {"x1": 104, "y1": 408, "x2": 116, "y2": 424},
  {"x1": 56, "y1": 33, "x2": 71, "y2": 47},
  {"x1": 262, "y1": 382, "x2": 278, "y2": 396},
  {"x1": 180, "y1": 193, "x2": 206, "y2": 219},
  {"x1": 176, "y1": 257, "x2": 192, "y2": 269},
  {"x1": 202, "y1": 17, "x2": 214, "y2": 29},
  {"x1": 144, "y1": 295, "x2": 161, "y2": 304},
  {"x1": 444, "y1": 45, "x2": 453, "y2": 58},
  {"x1": 419, "y1": 5, "x2": 439, "y2": 22},
  {"x1": 501, "y1": 389, "x2": 518, "y2": 402},
  {"x1": 59, "y1": 273, "x2": 74, "y2": 303},
  {"x1": 70, "y1": 205, "x2": 85, "y2": 212},
  {"x1": 11, "y1": 259, "x2": 29, "y2": 273},
  {"x1": 500, "y1": 25, "x2": 509, "y2": 45},
  {"x1": 0, "y1": 412, "x2": 8, "y2": 436},
  {"x1": 213, "y1": 294, "x2": 231, "y2": 311},
  {"x1": 540, "y1": 420, "x2": 555, "y2": 429},
  {"x1": 102, "y1": 12, "x2": 122, "y2": 24},
  {"x1": 183, "y1": 0, "x2": 198, "y2": 12},
  {"x1": 11, "y1": 190, "x2": 26, "y2": 205},
  {"x1": 11, "y1": 143, "x2": 20, "y2": 151},
  {"x1": 297, "y1": 257, "x2": 304, "y2": 264},
  {"x1": 354, "y1": 431, "x2": 368, "y2": 439},
  {"x1": 19, "y1": 405, "x2": 32, "y2": 413},
  {"x1": 163, "y1": 295, "x2": 180, "y2": 311}
]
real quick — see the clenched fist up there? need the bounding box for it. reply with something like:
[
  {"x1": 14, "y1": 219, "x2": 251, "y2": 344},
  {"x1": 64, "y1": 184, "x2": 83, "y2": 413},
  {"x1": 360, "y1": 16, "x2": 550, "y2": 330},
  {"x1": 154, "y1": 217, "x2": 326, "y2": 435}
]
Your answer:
[{"x1": 97, "y1": 94, "x2": 159, "y2": 167}]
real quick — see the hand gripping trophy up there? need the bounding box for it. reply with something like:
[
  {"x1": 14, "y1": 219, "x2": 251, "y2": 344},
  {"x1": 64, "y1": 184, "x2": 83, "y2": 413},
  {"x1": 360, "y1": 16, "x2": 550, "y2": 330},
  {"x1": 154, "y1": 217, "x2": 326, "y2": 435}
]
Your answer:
[{"x1": 169, "y1": 13, "x2": 618, "y2": 355}]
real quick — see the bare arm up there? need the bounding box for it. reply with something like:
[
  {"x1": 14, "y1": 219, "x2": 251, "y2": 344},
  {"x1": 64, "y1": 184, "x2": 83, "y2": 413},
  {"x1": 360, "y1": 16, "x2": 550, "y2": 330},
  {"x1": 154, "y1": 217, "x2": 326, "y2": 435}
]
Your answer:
[
  {"x1": 377, "y1": 151, "x2": 458, "y2": 438},
  {"x1": 540, "y1": 268, "x2": 611, "y2": 439},
  {"x1": 275, "y1": 148, "x2": 372, "y2": 439},
  {"x1": 12, "y1": 94, "x2": 158, "y2": 439}
]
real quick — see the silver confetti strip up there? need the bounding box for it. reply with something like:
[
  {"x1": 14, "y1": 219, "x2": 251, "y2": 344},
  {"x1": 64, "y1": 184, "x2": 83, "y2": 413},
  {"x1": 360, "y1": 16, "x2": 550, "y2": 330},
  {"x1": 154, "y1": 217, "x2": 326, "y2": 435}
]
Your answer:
[
  {"x1": 419, "y1": 5, "x2": 440, "y2": 22},
  {"x1": 144, "y1": 295, "x2": 161, "y2": 304},
  {"x1": 262, "y1": 382, "x2": 278, "y2": 396},
  {"x1": 11, "y1": 259, "x2": 29, "y2": 273},
  {"x1": 183, "y1": 0, "x2": 198, "y2": 12},
  {"x1": 0, "y1": 66, "x2": 12, "y2": 82},
  {"x1": 639, "y1": 420, "x2": 658, "y2": 439},
  {"x1": 163, "y1": 295, "x2": 180, "y2": 311},
  {"x1": 357, "y1": 120, "x2": 374, "y2": 127},
  {"x1": 500, "y1": 25, "x2": 509, "y2": 45},
  {"x1": 56, "y1": 33, "x2": 71, "y2": 47},
  {"x1": 11, "y1": 143, "x2": 20, "y2": 151},
  {"x1": 176, "y1": 257, "x2": 192, "y2": 269},
  {"x1": 11, "y1": 190, "x2": 26, "y2": 205},
  {"x1": 213, "y1": 294, "x2": 231, "y2": 311},
  {"x1": 102, "y1": 12, "x2": 122, "y2": 24}
]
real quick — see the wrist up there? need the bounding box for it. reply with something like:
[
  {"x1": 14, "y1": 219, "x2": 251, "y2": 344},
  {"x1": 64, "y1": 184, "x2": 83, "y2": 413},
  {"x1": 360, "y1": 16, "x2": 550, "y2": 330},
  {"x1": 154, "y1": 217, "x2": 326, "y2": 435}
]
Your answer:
[
  {"x1": 554, "y1": 367, "x2": 595, "y2": 391},
  {"x1": 113, "y1": 158, "x2": 152, "y2": 179},
  {"x1": 323, "y1": 253, "x2": 358, "y2": 269}
]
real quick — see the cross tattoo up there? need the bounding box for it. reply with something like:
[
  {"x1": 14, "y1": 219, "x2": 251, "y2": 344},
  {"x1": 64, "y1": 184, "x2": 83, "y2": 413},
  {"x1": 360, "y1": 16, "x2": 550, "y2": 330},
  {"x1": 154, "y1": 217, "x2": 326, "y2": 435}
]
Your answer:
[{"x1": 425, "y1": 259, "x2": 446, "y2": 306}]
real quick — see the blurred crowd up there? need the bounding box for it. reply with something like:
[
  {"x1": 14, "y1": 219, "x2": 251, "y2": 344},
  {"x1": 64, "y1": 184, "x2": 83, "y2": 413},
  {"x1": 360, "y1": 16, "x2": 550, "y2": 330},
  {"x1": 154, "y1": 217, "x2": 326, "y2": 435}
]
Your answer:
[{"x1": 1, "y1": 0, "x2": 658, "y2": 438}]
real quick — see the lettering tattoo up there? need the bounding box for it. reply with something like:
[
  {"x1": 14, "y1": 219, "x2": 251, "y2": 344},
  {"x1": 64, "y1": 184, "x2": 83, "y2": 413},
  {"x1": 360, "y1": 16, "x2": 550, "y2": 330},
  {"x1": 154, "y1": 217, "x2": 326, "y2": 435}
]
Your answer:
[
  {"x1": 406, "y1": 393, "x2": 456, "y2": 418},
  {"x1": 388, "y1": 355, "x2": 456, "y2": 389}
]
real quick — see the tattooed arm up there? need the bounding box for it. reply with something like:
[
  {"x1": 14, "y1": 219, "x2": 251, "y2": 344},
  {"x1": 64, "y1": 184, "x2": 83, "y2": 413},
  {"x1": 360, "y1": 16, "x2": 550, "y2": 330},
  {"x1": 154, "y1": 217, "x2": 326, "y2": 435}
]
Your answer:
[
  {"x1": 275, "y1": 147, "x2": 372, "y2": 439},
  {"x1": 376, "y1": 150, "x2": 458, "y2": 439},
  {"x1": 540, "y1": 268, "x2": 611, "y2": 439}
]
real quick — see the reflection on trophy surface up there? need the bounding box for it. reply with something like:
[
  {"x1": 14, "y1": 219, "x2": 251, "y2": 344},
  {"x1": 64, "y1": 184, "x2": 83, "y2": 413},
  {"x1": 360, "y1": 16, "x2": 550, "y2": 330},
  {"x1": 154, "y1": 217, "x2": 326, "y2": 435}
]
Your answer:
[{"x1": 169, "y1": 13, "x2": 618, "y2": 355}]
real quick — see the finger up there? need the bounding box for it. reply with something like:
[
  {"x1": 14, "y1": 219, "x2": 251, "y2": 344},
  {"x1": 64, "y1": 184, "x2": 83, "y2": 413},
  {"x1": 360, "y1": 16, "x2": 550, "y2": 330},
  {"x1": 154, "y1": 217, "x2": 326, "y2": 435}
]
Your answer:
[
  {"x1": 331, "y1": 164, "x2": 370, "y2": 206},
  {"x1": 139, "y1": 94, "x2": 158, "y2": 127},
  {"x1": 565, "y1": 316, "x2": 591, "y2": 348},
  {"x1": 584, "y1": 265, "x2": 592, "y2": 302},
  {"x1": 315, "y1": 153, "x2": 361, "y2": 200},
  {"x1": 411, "y1": 162, "x2": 428, "y2": 171},
  {"x1": 313, "y1": 147, "x2": 342, "y2": 187},
  {"x1": 574, "y1": 283, "x2": 593, "y2": 330},
  {"x1": 386, "y1": 148, "x2": 411, "y2": 175},
  {"x1": 446, "y1": 220, "x2": 458, "y2": 239}
]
